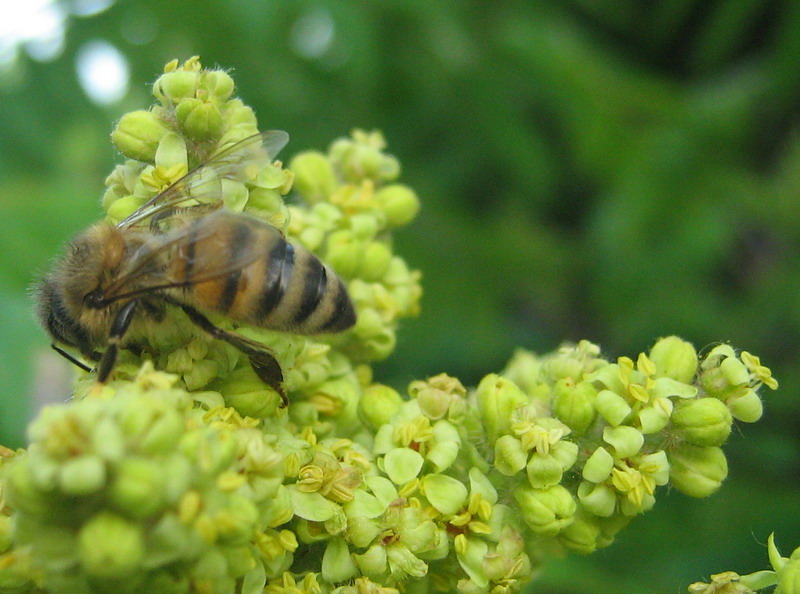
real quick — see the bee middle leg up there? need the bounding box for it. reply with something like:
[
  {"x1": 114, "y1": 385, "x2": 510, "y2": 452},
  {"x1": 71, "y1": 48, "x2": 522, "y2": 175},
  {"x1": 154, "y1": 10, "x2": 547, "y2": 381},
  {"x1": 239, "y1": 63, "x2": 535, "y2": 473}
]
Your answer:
[{"x1": 177, "y1": 303, "x2": 287, "y2": 407}]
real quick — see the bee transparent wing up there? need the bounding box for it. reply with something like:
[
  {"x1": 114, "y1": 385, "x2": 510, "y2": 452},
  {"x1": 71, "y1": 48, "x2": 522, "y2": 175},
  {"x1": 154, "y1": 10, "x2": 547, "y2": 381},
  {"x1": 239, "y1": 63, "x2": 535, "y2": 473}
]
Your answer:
[
  {"x1": 118, "y1": 130, "x2": 289, "y2": 229},
  {"x1": 102, "y1": 211, "x2": 279, "y2": 303}
]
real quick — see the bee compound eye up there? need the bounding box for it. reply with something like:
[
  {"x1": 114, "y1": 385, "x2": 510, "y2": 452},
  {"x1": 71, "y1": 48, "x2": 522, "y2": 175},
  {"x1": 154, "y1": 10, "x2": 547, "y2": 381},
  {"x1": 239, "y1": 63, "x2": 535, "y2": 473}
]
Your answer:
[{"x1": 83, "y1": 289, "x2": 104, "y2": 308}]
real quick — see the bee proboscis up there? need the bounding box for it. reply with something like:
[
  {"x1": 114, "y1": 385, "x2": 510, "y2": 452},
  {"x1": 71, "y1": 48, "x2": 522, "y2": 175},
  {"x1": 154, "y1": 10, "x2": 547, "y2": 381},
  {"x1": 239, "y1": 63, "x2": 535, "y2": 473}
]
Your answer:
[{"x1": 35, "y1": 131, "x2": 356, "y2": 405}]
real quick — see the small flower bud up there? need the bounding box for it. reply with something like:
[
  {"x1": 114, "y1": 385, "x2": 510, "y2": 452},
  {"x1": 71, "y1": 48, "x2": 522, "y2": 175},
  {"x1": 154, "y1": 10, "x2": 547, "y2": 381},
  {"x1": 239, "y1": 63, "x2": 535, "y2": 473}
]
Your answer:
[
  {"x1": 551, "y1": 440, "x2": 579, "y2": 472},
  {"x1": 109, "y1": 457, "x2": 167, "y2": 518},
  {"x1": 106, "y1": 195, "x2": 147, "y2": 224},
  {"x1": 298, "y1": 226, "x2": 326, "y2": 251},
  {"x1": 502, "y1": 349, "x2": 543, "y2": 395},
  {"x1": 248, "y1": 187, "x2": 285, "y2": 217},
  {"x1": 290, "y1": 151, "x2": 337, "y2": 203},
  {"x1": 181, "y1": 430, "x2": 237, "y2": 479},
  {"x1": 175, "y1": 98, "x2": 223, "y2": 141},
  {"x1": 331, "y1": 130, "x2": 400, "y2": 183},
  {"x1": 118, "y1": 399, "x2": 185, "y2": 455},
  {"x1": 182, "y1": 359, "x2": 219, "y2": 391},
  {"x1": 577, "y1": 481, "x2": 616, "y2": 517},
  {"x1": 5, "y1": 457, "x2": 52, "y2": 515},
  {"x1": 359, "y1": 384, "x2": 403, "y2": 430},
  {"x1": 493, "y1": 435, "x2": 527, "y2": 477},
  {"x1": 111, "y1": 110, "x2": 171, "y2": 162},
  {"x1": 513, "y1": 485, "x2": 576, "y2": 536},
  {"x1": 346, "y1": 516, "x2": 382, "y2": 550},
  {"x1": 213, "y1": 494, "x2": 259, "y2": 545},
  {"x1": 58, "y1": 455, "x2": 106, "y2": 495},
  {"x1": 359, "y1": 241, "x2": 393, "y2": 281},
  {"x1": 546, "y1": 357, "x2": 586, "y2": 383},
  {"x1": 648, "y1": 336, "x2": 698, "y2": 383},
  {"x1": 559, "y1": 512, "x2": 602, "y2": 554},
  {"x1": 668, "y1": 444, "x2": 728, "y2": 498},
  {"x1": 221, "y1": 99, "x2": 258, "y2": 131},
  {"x1": 671, "y1": 397, "x2": 732, "y2": 446},
  {"x1": 476, "y1": 374, "x2": 529, "y2": 444},
  {"x1": 374, "y1": 184, "x2": 420, "y2": 228},
  {"x1": 326, "y1": 230, "x2": 363, "y2": 278},
  {"x1": 200, "y1": 69, "x2": 235, "y2": 102},
  {"x1": 526, "y1": 453, "x2": 564, "y2": 488},
  {"x1": 552, "y1": 379, "x2": 596, "y2": 434},
  {"x1": 348, "y1": 213, "x2": 380, "y2": 241},
  {"x1": 727, "y1": 389, "x2": 763, "y2": 423},
  {"x1": 153, "y1": 70, "x2": 199, "y2": 104},
  {"x1": 215, "y1": 367, "x2": 281, "y2": 418},
  {"x1": 720, "y1": 356, "x2": 750, "y2": 386},
  {"x1": 79, "y1": 512, "x2": 144, "y2": 578}
]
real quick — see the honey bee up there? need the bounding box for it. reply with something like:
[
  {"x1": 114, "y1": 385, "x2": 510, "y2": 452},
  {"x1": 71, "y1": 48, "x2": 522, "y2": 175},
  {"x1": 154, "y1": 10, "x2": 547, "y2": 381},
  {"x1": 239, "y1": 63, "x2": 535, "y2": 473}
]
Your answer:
[{"x1": 35, "y1": 131, "x2": 356, "y2": 404}]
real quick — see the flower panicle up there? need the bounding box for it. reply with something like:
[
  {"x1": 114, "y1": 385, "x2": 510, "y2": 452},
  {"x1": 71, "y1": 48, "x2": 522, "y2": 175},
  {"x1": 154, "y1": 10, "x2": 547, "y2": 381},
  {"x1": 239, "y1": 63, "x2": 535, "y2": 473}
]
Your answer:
[{"x1": 0, "y1": 58, "x2": 781, "y2": 594}]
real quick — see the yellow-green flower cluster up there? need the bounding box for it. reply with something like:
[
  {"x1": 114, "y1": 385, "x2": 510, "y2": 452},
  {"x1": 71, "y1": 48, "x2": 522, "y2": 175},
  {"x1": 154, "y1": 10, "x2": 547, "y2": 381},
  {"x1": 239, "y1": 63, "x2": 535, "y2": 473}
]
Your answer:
[
  {"x1": 289, "y1": 129, "x2": 421, "y2": 363},
  {"x1": 0, "y1": 59, "x2": 782, "y2": 594},
  {"x1": 492, "y1": 336, "x2": 777, "y2": 556},
  {"x1": 1, "y1": 364, "x2": 288, "y2": 593}
]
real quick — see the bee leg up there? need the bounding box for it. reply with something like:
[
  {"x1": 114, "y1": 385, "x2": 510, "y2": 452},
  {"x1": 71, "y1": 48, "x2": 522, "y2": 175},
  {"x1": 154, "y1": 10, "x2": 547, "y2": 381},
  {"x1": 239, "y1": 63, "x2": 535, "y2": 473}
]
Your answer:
[
  {"x1": 177, "y1": 304, "x2": 288, "y2": 407},
  {"x1": 249, "y1": 355, "x2": 288, "y2": 408},
  {"x1": 97, "y1": 300, "x2": 139, "y2": 382}
]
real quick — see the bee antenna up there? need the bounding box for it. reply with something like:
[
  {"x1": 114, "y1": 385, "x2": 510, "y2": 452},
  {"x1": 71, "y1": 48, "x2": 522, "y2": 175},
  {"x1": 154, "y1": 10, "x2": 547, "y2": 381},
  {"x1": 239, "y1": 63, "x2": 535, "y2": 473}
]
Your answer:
[{"x1": 50, "y1": 344, "x2": 93, "y2": 373}]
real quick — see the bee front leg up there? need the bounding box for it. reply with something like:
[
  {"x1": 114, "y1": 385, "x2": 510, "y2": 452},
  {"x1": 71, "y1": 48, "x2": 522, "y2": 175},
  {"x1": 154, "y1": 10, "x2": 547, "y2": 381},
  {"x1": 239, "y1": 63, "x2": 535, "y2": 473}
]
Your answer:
[
  {"x1": 97, "y1": 299, "x2": 139, "y2": 382},
  {"x1": 177, "y1": 303, "x2": 288, "y2": 407}
]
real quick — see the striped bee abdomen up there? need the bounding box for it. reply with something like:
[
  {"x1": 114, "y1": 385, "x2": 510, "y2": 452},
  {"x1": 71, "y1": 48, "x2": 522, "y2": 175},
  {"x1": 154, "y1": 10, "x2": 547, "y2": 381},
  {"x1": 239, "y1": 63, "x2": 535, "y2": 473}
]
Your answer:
[
  {"x1": 250, "y1": 237, "x2": 356, "y2": 334},
  {"x1": 180, "y1": 212, "x2": 355, "y2": 335}
]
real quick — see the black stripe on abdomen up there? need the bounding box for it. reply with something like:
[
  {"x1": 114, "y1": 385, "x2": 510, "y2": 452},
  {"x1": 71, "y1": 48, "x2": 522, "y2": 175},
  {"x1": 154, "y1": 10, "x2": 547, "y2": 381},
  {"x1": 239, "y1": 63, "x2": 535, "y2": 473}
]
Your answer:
[
  {"x1": 318, "y1": 278, "x2": 356, "y2": 332},
  {"x1": 294, "y1": 256, "x2": 326, "y2": 325},
  {"x1": 256, "y1": 240, "x2": 294, "y2": 320},
  {"x1": 217, "y1": 221, "x2": 252, "y2": 313}
]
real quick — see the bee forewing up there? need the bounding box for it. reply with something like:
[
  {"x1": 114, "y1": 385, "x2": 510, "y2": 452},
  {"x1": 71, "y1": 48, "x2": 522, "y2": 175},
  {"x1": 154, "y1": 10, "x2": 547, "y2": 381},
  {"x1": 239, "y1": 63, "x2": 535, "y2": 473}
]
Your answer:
[
  {"x1": 103, "y1": 211, "x2": 277, "y2": 302},
  {"x1": 118, "y1": 130, "x2": 289, "y2": 229},
  {"x1": 257, "y1": 129, "x2": 290, "y2": 162}
]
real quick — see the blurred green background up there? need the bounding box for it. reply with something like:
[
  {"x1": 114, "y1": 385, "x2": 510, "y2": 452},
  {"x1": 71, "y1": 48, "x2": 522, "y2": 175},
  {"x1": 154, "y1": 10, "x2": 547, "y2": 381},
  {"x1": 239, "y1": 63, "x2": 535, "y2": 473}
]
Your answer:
[{"x1": 2, "y1": 1, "x2": 799, "y2": 591}]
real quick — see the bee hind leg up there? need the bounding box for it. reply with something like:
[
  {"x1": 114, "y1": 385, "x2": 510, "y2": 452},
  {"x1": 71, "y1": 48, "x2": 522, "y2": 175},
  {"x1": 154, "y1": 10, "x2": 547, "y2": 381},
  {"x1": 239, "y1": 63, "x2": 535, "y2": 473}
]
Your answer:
[
  {"x1": 249, "y1": 354, "x2": 288, "y2": 408},
  {"x1": 177, "y1": 303, "x2": 288, "y2": 407}
]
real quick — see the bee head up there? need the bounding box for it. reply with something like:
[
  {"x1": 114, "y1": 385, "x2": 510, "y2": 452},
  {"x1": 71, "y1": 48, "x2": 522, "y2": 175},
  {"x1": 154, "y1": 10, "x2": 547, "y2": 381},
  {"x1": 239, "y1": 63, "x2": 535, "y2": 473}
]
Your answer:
[
  {"x1": 34, "y1": 274, "x2": 93, "y2": 354},
  {"x1": 34, "y1": 223, "x2": 125, "y2": 352}
]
